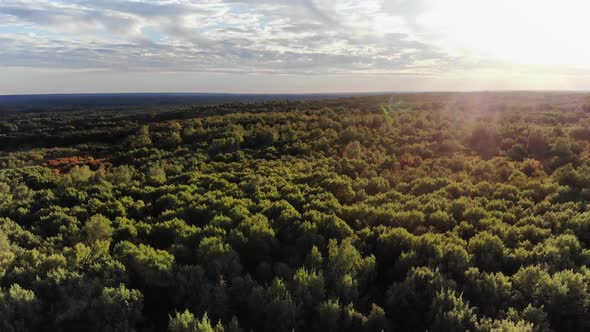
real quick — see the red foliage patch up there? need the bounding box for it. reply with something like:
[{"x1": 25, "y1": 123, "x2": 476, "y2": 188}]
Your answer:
[
  {"x1": 42, "y1": 156, "x2": 112, "y2": 173},
  {"x1": 400, "y1": 154, "x2": 419, "y2": 168}
]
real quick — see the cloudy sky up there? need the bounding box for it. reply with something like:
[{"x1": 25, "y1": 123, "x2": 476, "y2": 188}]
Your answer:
[{"x1": 1, "y1": 0, "x2": 590, "y2": 94}]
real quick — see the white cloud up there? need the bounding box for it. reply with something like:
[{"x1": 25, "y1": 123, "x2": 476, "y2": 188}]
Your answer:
[
  {"x1": 1, "y1": 0, "x2": 589, "y2": 93},
  {"x1": 0, "y1": 0, "x2": 450, "y2": 74}
]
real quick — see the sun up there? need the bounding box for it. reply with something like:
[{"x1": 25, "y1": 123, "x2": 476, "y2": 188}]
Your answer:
[{"x1": 416, "y1": 0, "x2": 590, "y2": 66}]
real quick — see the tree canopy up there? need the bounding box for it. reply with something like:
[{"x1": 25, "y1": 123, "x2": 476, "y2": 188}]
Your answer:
[{"x1": 1, "y1": 92, "x2": 590, "y2": 331}]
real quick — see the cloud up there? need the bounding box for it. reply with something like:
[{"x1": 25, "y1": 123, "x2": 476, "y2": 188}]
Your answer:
[
  {"x1": 0, "y1": 0, "x2": 452, "y2": 74},
  {"x1": 4, "y1": 0, "x2": 588, "y2": 94}
]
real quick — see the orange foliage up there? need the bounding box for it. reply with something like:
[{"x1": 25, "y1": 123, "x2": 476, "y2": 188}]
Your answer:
[
  {"x1": 520, "y1": 158, "x2": 543, "y2": 176},
  {"x1": 42, "y1": 156, "x2": 112, "y2": 173},
  {"x1": 400, "y1": 154, "x2": 419, "y2": 168}
]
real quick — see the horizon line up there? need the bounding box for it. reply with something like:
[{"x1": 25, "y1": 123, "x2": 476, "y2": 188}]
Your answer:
[{"x1": 2, "y1": 89, "x2": 590, "y2": 97}]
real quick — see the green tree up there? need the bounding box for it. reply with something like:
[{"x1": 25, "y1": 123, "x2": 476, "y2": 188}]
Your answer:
[
  {"x1": 169, "y1": 311, "x2": 225, "y2": 332},
  {"x1": 468, "y1": 232, "x2": 505, "y2": 272},
  {"x1": 467, "y1": 124, "x2": 498, "y2": 159},
  {"x1": 89, "y1": 284, "x2": 144, "y2": 331},
  {"x1": 0, "y1": 284, "x2": 41, "y2": 332},
  {"x1": 429, "y1": 289, "x2": 478, "y2": 332},
  {"x1": 527, "y1": 130, "x2": 548, "y2": 160},
  {"x1": 85, "y1": 214, "x2": 114, "y2": 243},
  {"x1": 292, "y1": 267, "x2": 325, "y2": 308},
  {"x1": 343, "y1": 141, "x2": 362, "y2": 159},
  {"x1": 130, "y1": 125, "x2": 153, "y2": 148}
]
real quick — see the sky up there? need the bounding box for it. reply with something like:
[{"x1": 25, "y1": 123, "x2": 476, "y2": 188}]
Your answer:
[{"x1": 1, "y1": 0, "x2": 590, "y2": 94}]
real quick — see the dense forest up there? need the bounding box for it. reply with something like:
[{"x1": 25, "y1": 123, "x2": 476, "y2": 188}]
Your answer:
[{"x1": 2, "y1": 92, "x2": 590, "y2": 331}]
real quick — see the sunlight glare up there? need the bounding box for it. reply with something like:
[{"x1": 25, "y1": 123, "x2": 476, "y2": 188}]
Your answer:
[{"x1": 416, "y1": 0, "x2": 590, "y2": 66}]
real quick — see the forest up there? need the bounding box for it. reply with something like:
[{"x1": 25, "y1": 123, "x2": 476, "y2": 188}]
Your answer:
[{"x1": 2, "y1": 92, "x2": 590, "y2": 331}]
